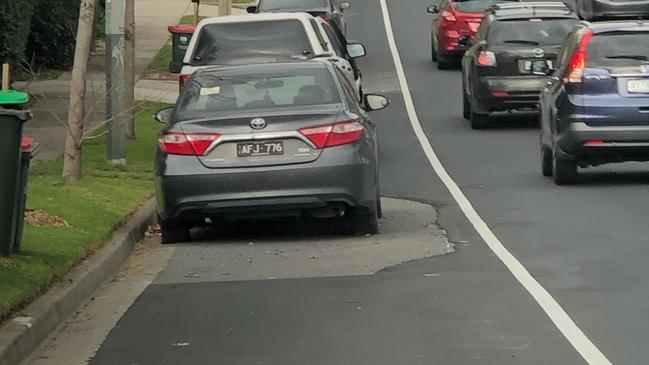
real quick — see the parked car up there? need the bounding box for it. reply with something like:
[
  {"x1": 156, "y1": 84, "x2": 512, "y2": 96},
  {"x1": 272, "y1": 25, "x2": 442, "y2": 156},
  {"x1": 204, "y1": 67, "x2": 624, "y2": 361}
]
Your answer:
[
  {"x1": 574, "y1": 0, "x2": 649, "y2": 20},
  {"x1": 461, "y1": 2, "x2": 578, "y2": 128},
  {"x1": 426, "y1": 0, "x2": 517, "y2": 69},
  {"x1": 249, "y1": 0, "x2": 351, "y2": 35},
  {"x1": 540, "y1": 20, "x2": 649, "y2": 184},
  {"x1": 180, "y1": 13, "x2": 366, "y2": 98},
  {"x1": 154, "y1": 62, "x2": 390, "y2": 243}
]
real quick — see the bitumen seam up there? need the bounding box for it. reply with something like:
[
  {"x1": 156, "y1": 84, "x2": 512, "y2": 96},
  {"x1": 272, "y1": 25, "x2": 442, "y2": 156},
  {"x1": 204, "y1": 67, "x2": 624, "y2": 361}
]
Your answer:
[{"x1": 0, "y1": 198, "x2": 156, "y2": 365}]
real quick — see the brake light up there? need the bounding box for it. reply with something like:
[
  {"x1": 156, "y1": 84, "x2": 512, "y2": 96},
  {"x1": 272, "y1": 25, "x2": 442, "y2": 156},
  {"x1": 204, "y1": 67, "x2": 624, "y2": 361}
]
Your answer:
[
  {"x1": 299, "y1": 121, "x2": 364, "y2": 149},
  {"x1": 179, "y1": 74, "x2": 191, "y2": 92},
  {"x1": 477, "y1": 51, "x2": 497, "y2": 67},
  {"x1": 566, "y1": 30, "x2": 593, "y2": 84},
  {"x1": 584, "y1": 140, "x2": 604, "y2": 146},
  {"x1": 441, "y1": 10, "x2": 456, "y2": 22},
  {"x1": 159, "y1": 133, "x2": 220, "y2": 156}
]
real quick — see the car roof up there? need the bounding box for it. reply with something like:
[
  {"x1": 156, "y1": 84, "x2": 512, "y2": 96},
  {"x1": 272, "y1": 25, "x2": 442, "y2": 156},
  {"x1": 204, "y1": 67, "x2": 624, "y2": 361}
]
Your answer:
[
  {"x1": 487, "y1": 2, "x2": 576, "y2": 20},
  {"x1": 196, "y1": 12, "x2": 315, "y2": 25},
  {"x1": 585, "y1": 19, "x2": 649, "y2": 34},
  {"x1": 192, "y1": 61, "x2": 336, "y2": 78}
]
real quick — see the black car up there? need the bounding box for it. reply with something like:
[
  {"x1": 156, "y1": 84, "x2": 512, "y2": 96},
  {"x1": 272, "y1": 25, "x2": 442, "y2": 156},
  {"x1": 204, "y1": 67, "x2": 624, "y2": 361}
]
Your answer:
[
  {"x1": 154, "y1": 62, "x2": 390, "y2": 243},
  {"x1": 574, "y1": 0, "x2": 649, "y2": 20},
  {"x1": 540, "y1": 20, "x2": 649, "y2": 185},
  {"x1": 461, "y1": 2, "x2": 578, "y2": 128},
  {"x1": 249, "y1": 0, "x2": 351, "y2": 34}
]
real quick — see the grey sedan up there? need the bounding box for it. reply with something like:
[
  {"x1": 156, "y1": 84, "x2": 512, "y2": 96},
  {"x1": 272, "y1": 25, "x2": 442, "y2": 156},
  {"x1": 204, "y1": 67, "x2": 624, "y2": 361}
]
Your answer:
[{"x1": 154, "y1": 62, "x2": 389, "y2": 243}]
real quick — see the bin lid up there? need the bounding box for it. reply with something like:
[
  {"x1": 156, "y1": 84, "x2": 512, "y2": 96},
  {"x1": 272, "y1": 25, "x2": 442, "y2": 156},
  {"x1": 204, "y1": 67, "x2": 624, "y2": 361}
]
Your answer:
[
  {"x1": 0, "y1": 90, "x2": 29, "y2": 105},
  {"x1": 168, "y1": 24, "x2": 196, "y2": 34}
]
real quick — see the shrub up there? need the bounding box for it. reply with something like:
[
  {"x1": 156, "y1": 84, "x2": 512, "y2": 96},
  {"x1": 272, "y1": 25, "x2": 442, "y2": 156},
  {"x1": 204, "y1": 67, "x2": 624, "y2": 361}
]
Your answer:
[{"x1": 0, "y1": 0, "x2": 36, "y2": 70}]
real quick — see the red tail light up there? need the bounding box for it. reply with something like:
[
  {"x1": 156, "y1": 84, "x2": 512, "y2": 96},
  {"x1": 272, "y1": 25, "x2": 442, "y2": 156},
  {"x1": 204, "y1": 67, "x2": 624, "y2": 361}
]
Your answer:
[
  {"x1": 584, "y1": 140, "x2": 604, "y2": 146},
  {"x1": 477, "y1": 51, "x2": 497, "y2": 67},
  {"x1": 179, "y1": 74, "x2": 191, "y2": 92},
  {"x1": 299, "y1": 121, "x2": 365, "y2": 149},
  {"x1": 565, "y1": 30, "x2": 593, "y2": 84},
  {"x1": 441, "y1": 10, "x2": 456, "y2": 22},
  {"x1": 159, "y1": 133, "x2": 220, "y2": 156}
]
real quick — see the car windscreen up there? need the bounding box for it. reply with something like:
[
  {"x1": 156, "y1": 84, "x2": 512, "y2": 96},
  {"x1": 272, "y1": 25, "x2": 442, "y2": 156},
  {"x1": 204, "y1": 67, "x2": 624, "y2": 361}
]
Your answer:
[
  {"x1": 259, "y1": 0, "x2": 329, "y2": 11},
  {"x1": 488, "y1": 18, "x2": 577, "y2": 46},
  {"x1": 453, "y1": 0, "x2": 513, "y2": 13},
  {"x1": 586, "y1": 31, "x2": 649, "y2": 67},
  {"x1": 176, "y1": 68, "x2": 341, "y2": 119},
  {"x1": 191, "y1": 20, "x2": 313, "y2": 66}
]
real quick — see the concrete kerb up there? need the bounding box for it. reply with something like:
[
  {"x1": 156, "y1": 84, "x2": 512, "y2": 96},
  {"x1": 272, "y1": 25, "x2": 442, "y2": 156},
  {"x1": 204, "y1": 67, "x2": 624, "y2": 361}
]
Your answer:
[{"x1": 0, "y1": 198, "x2": 157, "y2": 365}]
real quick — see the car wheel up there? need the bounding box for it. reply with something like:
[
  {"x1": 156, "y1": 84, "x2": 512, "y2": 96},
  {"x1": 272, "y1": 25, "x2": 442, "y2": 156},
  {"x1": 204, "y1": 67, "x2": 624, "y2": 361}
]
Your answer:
[
  {"x1": 160, "y1": 219, "x2": 192, "y2": 244},
  {"x1": 470, "y1": 110, "x2": 490, "y2": 129},
  {"x1": 552, "y1": 149, "x2": 578, "y2": 185},
  {"x1": 437, "y1": 57, "x2": 451, "y2": 70},
  {"x1": 431, "y1": 37, "x2": 438, "y2": 62},
  {"x1": 541, "y1": 146, "x2": 553, "y2": 177},
  {"x1": 462, "y1": 84, "x2": 471, "y2": 120}
]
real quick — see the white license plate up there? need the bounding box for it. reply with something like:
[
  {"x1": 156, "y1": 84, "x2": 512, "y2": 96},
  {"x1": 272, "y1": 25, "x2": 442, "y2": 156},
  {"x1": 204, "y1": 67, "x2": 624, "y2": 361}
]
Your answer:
[{"x1": 627, "y1": 79, "x2": 649, "y2": 93}]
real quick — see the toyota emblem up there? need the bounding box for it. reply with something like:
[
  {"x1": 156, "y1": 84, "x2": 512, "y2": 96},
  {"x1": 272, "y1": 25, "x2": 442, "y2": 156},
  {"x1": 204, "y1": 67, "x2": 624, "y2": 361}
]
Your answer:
[
  {"x1": 250, "y1": 118, "x2": 267, "y2": 130},
  {"x1": 533, "y1": 48, "x2": 545, "y2": 58}
]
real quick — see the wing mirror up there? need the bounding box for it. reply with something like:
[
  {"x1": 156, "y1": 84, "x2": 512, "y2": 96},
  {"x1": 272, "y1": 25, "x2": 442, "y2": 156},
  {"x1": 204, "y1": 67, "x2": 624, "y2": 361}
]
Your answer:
[
  {"x1": 346, "y1": 42, "x2": 366, "y2": 59},
  {"x1": 426, "y1": 5, "x2": 439, "y2": 14},
  {"x1": 340, "y1": 1, "x2": 351, "y2": 10},
  {"x1": 364, "y1": 94, "x2": 390, "y2": 112},
  {"x1": 155, "y1": 107, "x2": 174, "y2": 124},
  {"x1": 246, "y1": 5, "x2": 257, "y2": 13}
]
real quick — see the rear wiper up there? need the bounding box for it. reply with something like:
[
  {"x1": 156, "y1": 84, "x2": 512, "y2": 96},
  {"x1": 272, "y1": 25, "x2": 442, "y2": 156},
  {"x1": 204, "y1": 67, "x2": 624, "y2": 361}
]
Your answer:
[
  {"x1": 502, "y1": 40, "x2": 540, "y2": 45},
  {"x1": 605, "y1": 55, "x2": 649, "y2": 61}
]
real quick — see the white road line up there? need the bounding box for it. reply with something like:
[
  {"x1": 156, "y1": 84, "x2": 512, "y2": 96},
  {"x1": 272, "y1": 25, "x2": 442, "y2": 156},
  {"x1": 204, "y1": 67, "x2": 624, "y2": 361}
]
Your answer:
[{"x1": 377, "y1": 1, "x2": 612, "y2": 364}]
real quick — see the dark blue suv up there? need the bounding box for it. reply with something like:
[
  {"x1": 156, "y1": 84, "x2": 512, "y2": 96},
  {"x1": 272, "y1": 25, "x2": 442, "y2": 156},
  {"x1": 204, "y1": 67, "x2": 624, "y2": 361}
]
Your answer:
[{"x1": 539, "y1": 20, "x2": 649, "y2": 185}]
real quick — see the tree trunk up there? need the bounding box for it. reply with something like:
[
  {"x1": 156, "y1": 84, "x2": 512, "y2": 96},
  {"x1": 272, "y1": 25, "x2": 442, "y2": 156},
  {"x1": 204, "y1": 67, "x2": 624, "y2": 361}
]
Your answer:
[
  {"x1": 124, "y1": 0, "x2": 135, "y2": 139},
  {"x1": 62, "y1": 0, "x2": 96, "y2": 181}
]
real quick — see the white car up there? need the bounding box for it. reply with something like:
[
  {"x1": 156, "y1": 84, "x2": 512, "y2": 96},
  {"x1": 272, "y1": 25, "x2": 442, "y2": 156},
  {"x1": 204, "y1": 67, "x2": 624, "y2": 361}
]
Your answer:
[{"x1": 180, "y1": 13, "x2": 365, "y2": 98}]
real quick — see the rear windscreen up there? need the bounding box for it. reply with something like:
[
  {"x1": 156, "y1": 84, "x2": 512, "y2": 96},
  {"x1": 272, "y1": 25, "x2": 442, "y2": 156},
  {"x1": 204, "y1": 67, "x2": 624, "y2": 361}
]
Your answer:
[
  {"x1": 488, "y1": 19, "x2": 577, "y2": 46},
  {"x1": 259, "y1": 0, "x2": 329, "y2": 11},
  {"x1": 587, "y1": 32, "x2": 649, "y2": 67},
  {"x1": 191, "y1": 20, "x2": 313, "y2": 66},
  {"x1": 176, "y1": 68, "x2": 340, "y2": 119},
  {"x1": 453, "y1": 0, "x2": 513, "y2": 13}
]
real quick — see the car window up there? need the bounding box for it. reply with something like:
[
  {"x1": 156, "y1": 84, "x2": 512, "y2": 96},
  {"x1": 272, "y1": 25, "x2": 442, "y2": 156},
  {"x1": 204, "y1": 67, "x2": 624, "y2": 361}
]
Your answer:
[
  {"x1": 555, "y1": 29, "x2": 577, "y2": 72},
  {"x1": 259, "y1": 0, "x2": 330, "y2": 11},
  {"x1": 321, "y1": 22, "x2": 346, "y2": 57},
  {"x1": 176, "y1": 68, "x2": 340, "y2": 119},
  {"x1": 488, "y1": 19, "x2": 577, "y2": 46},
  {"x1": 334, "y1": 67, "x2": 360, "y2": 103},
  {"x1": 586, "y1": 31, "x2": 649, "y2": 67},
  {"x1": 192, "y1": 20, "x2": 313, "y2": 66},
  {"x1": 453, "y1": 0, "x2": 513, "y2": 13}
]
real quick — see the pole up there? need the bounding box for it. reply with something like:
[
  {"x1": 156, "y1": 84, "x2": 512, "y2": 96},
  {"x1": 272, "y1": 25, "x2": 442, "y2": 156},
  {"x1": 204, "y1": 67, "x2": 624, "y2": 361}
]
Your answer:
[
  {"x1": 218, "y1": 0, "x2": 231, "y2": 16},
  {"x1": 193, "y1": 1, "x2": 200, "y2": 26},
  {"x1": 2, "y1": 64, "x2": 9, "y2": 90},
  {"x1": 105, "y1": 0, "x2": 126, "y2": 164},
  {"x1": 124, "y1": 0, "x2": 135, "y2": 139}
]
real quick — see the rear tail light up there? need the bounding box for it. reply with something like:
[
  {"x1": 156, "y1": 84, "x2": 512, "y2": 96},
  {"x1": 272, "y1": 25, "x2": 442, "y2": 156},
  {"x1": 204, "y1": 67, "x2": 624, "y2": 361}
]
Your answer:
[
  {"x1": 179, "y1": 74, "x2": 191, "y2": 92},
  {"x1": 477, "y1": 51, "x2": 497, "y2": 67},
  {"x1": 159, "y1": 133, "x2": 220, "y2": 156},
  {"x1": 441, "y1": 10, "x2": 456, "y2": 22},
  {"x1": 584, "y1": 140, "x2": 604, "y2": 146},
  {"x1": 491, "y1": 91, "x2": 509, "y2": 97},
  {"x1": 299, "y1": 121, "x2": 365, "y2": 149},
  {"x1": 565, "y1": 30, "x2": 594, "y2": 84}
]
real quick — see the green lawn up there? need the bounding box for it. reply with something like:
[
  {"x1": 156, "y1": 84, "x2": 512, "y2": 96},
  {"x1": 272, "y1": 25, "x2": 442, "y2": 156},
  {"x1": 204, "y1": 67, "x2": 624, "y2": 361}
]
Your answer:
[{"x1": 0, "y1": 102, "x2": 167, "y2": 320}]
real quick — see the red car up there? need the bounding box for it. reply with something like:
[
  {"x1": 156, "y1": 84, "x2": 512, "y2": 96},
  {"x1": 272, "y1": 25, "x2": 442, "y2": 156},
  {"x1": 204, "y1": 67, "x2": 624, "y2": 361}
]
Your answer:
[{"x1": 427, "y1": 0, "x2": 516, "y2": 69}]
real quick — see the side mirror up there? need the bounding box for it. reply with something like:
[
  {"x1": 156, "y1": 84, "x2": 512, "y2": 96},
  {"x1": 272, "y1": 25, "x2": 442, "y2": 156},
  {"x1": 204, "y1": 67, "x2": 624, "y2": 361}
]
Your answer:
[
  {"x1": 246, "y1": 6, "x2": 257, "y2": 13},
  {"x1": 346, "y1": 42, "x2": 366, "y2": 58},
  {"x1": 364, "y1": 94, "x2": 390, "y2": 112},
  {"x1": 155, "y1": 107, "x2": 174, "y2": 124},
  {"x1": 340, "y1": 1, "x2": 351, "y2": 10},
  {"x1": 426, "y1": 5, "x2": 439, "y2": 14}
]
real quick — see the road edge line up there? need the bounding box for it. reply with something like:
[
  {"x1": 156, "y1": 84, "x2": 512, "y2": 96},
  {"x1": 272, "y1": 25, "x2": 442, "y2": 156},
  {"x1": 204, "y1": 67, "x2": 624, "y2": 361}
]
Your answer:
[
  {"x1": 0, "y1": 198, "x2": 156, "y2": 365},
  {"x1": 377, "y1": 1, "x2": 611, "y2": 364}
]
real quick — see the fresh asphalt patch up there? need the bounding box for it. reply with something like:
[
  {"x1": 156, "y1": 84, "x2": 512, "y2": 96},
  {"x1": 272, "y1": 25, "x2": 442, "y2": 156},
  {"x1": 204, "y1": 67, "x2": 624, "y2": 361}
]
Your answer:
[{"x1": 155, "y1": 198, "x2": 453, "y2": 284}]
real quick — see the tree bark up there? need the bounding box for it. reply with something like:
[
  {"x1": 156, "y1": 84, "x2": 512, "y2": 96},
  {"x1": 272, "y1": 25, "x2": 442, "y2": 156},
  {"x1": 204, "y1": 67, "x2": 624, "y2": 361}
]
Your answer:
[
  {"x1": 62, "y1": 0, "x2": 96, "y2": 181},
  {"x1": 124, "y1": 0, "x2": 136, "y2": 139}
]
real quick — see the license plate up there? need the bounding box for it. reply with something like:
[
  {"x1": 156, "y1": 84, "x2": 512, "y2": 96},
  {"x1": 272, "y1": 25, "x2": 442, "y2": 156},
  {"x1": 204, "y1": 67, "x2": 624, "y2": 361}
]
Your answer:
[
  {"x1": 627, "y1": 79, "x2": 649, "y2": 93},
  {"x1": 523, "y1": 60, "x2": 553, "y2": 71},
  {"x1": 237, "y1": 141, "x2": 284, "y2": 157}
]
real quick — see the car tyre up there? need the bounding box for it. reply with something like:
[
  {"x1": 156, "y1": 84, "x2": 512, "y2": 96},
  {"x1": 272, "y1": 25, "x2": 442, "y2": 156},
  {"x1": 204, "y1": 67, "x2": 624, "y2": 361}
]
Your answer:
[
  {"x1": 552, "y1": 151, "x2": 578, "y2": 185},
  {"x1": 541, "y1": 146, "x2": 553, "y2": 177},
  {"x1": 462, "y1": 86, "x2": 471, "y2": 120},
  {"x1": 431, "y1": 38, "x2": 438, "y2": 62},
  {"x1": 437, "y1": 57, "x2": 451, "y2": 70},
  {"x1": 160, "y1": 219, "x2": 192, "y2": 244},
  {"x1": 470, "y1": 110, "x2": 490, "y2": 129}
]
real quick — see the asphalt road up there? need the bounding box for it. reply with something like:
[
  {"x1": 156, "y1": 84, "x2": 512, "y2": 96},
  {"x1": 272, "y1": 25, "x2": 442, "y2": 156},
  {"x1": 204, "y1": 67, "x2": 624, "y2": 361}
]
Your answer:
[{"x1": 86, "y1": 1, "x2": 649, "y2": 364}]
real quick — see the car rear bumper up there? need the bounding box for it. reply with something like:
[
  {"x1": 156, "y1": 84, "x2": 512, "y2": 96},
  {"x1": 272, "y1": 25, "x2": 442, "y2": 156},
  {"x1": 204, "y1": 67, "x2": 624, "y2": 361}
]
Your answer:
[
  {"x1": 155, "y1": 146, "x2": 377, "y2": 221},
  {"x1": 473, "y1": 76, "x2": 549, "y2": 114},
  {"x1": 556, "y1": 122, "x2": 649, "y2": 164}
]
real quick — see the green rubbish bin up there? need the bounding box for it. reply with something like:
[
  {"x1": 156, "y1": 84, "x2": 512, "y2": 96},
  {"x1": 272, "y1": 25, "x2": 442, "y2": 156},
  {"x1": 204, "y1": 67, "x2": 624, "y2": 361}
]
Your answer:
[
  {"x1": 0, "y1": 90, "x2": 31, "y2": 257},
  {"x1": 168, "y1": 24, "x2": 196, "y2": 74},
  {"x1": 12, "y1": 136, "x2": 40, "y2": 252}
]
